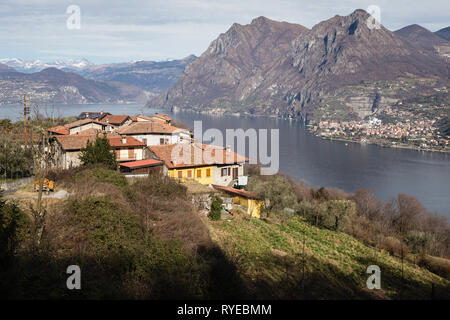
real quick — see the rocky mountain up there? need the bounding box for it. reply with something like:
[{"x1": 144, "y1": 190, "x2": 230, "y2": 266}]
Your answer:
[
  {"x1": 435, "y1": 26, "x2": 450, "y2": 41},
  {"x1": 78, "y1": 55, "x2": 196, "y2": 95},
  {"x1": 148, "y1": 10, "x2": 449, "y2": 121},
  {"x1": 147, "y1": 16, "x2": 308, "y2": 114},
  {"x1": 0, "y1": 67, "x2": 147, "y2": 105},
  {"x1": 395, "y1": 24, "x2": 450, "y2": 56},
  {"x1": 0, "y1": 58, "x2": 93, "y2": 73},
  {"x1": 0, "y1": 56, "x2": 196, "y2": 97}
]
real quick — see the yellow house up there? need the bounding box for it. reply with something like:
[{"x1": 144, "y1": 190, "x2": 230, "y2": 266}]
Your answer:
[
  {"x1": 212, "y1": 185, "x2": 264, "y2": 219},
  {"x1": 167, "y1": 166, "x2": 214, "y2": 185},
  {"x1": 148, "y1": 143, "x2": 248, "y2": 186}
]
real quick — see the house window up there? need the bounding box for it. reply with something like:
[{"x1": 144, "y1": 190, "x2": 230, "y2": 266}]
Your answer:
[
  {"x1": 221, "y1": 168, "x2": 228, "y2": 177},
  {"x1": 197, "y1": 169, "x2": 202, "y2": 178},
  {"x1": 227, "y1": 168, "x2": 231, "y2": 176},
  {"x1": 233, "y1": 167, "x2": 238, "y2": 179},
  {"x1": 128, "y1": 149, "x2": 134, "y2": 159},
  {"x1": 178, "y1": 171, "x2": 182, "y2": 178},
  {"x1": 142, "y1": 138, "x2": 147, "y2": 145},
  {"x1": 160, "y1": 137, "x2": 169, "y2": 145},
  {"x1": 206, "y1": 168, "x2": 211, "y2": 177},
  {"x1": 187, "y1": 170, "x2": 192, "y2": 178}
]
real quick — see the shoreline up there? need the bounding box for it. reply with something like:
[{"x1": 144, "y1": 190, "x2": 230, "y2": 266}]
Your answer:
[
  {"x1": 171, "y1": 108, "x2": 450, "y2": 154},
  {"x1": 315, "y1": 134, "x2": 450, "y2": 154}
]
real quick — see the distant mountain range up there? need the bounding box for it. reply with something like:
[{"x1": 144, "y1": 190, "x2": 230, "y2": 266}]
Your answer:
[
  {"x1": 0, "y1": 66, "x2": 147, "y2": 105},
  {"x1": 0, "y1": 56, "x2": 196, "y2": 105},
  {"x1": 395, "y1": 24, "x2": 450, "y2": 56},
  {"x1": 0, "y1": 58, "x2": 93, "y2": 73},
  {"x1": 148, "y1": 10, "x2": 449, "y2": 121},
  {"x1": 435, "y1": 26, "x2": 450, "y2": 42}
]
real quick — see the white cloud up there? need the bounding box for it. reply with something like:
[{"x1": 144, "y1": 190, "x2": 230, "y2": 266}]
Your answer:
[{"x1": 0, "y1": 0, "x2": 448, "y2": 63}]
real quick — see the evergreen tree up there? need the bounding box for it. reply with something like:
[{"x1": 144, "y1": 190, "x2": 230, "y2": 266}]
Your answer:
[{"x1": 79, "y1": 134, "x2": 117, "y2": 170}]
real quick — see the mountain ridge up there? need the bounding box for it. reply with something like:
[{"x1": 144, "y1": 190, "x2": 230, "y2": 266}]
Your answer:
[{"x1": 148, "y1": 10, "x2": 449, "y2": 120}]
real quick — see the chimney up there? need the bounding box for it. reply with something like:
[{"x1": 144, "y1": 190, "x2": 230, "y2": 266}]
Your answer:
[
  {"x1": 122, "y1": 137, "x2": 126, "y2": 144},
  {"x1": 226, "y1": 145, "x2": 231, "y2": 152}
]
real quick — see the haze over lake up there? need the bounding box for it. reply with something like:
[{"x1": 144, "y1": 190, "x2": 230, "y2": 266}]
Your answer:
[{"x1": 1, "y1": 103, "x2": 449, "y2": 216}]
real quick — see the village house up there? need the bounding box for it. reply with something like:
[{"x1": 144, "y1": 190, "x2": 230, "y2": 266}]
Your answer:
[
  {"x1": 77, "y1": 111, "x2": 110, "y2": 121},
  {"x1": 151, "y1": 113, "x2": 172, "y2": 124},
  {"x1": 135, "y1": 115, "x2": 154, "y2": 122},
  {"x1": 212, "y1": 184, "x2": 263, "y2": 219},
  {"x1": 47, "y1": 118, "x2": 107, "y2": 136},
  {"x1": 51, "y1": 133, "x2": 146, "y2": 169},
  {"x1": 148, "y1": 143, "x2": 248, "y2": 187},
  {"x1": 108, "y1": 136, "x2": 147, "y2": 162},
  {"x1": 101, "y1": 115, "x2": 133, "y2": 132},
  {"x1": 119, "y1": 159, "x2": 164, "y2": 177},
  {"x1": 116, "y1": 121, "x2": 190, "y2": 146}
]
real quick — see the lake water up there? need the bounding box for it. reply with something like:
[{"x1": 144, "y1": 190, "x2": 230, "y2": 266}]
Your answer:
[{"x1": 1, "y1": 103, "x2": 449, "y2": 216}]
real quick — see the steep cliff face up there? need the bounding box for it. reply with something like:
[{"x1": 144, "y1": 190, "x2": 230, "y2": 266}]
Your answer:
[
  {"x1": 287, "y1": 9, "x2": 448, "y2": 114},
  {"x1": 148, "y1": 17, "x2": 308, "y2": 115},
  {"x1": 148, "y1": 10, "x2": 449, "y2": 119}
]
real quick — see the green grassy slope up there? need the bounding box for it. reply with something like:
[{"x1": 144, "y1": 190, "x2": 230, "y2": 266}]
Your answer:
[{"x1": 206, "y1": 214, "x2": 449, "y2": 299}]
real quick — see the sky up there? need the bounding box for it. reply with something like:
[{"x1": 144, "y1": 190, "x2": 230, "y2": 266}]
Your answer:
[{"x1": 0, "y1": 0, "x2": 449, "y2": 64}]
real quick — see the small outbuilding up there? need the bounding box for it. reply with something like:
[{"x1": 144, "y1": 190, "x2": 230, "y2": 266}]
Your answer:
[
  {"x1": 212, "y1": 185, "x2": 263, "y2": 219},
  {"x1": 119, "y1": 159, "x2": 164, "y2": 177}
]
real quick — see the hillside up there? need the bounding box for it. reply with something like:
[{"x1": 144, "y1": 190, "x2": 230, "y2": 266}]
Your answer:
[
  {"x1": 0, "y1": 67, "x2": 147, "y2": 105},
  {"x1": 0, "y1": 56, "x2": 196, "y2": 100},
  {"x1": 435, "y1": 26, "x2": 450, "y2": 41},
  {"x1": 78, "y1": 55, "x2": 196, "y2": 95},
  {"x1": 207, "y1": 214, "x2": 449, "y2": 299},
  {"x1": 2, "y1": 166, "x2": 449, "y2": 299},
  {"x1": 147, "y1": 16, "x2": 308, "y2": 114},
  {"x1": 395, "y1": 24, "x2": 450, "y2": 57},
  {"x1": 148, "y1": 10, "x2": 449, "y2": 121}
]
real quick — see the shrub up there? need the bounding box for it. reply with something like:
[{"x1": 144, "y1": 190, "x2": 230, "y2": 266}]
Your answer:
[
  {"x1": 247, "y1": 174, "x2": 298, "y2": 217},
  {"x1": 81, "y1": 167, "x2": 128, "y2": 188},
  {"x1": 208, "y1": 196, "x2": 222, "y2": 221},
  {"x1": 0, "y1": 199, "x2": 29, "y2": 266},
  {"x1": 300, "y1": 199, "x2": 355, "y2": 231},
  {"x1": 325, "y1": 199, "x2": 356, "y2": 231},
  {"x1": 79, "y1": 134, "x2": 117, "y2": 170},
  {"x1": 405, "y1": 231, "x2": 435, "y2": 255},
  {"x1": 381, "y1": 236, "x2": 409, "y2": 257}
]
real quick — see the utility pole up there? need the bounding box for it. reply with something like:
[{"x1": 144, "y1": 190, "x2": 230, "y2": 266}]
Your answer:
[{"x1": 23, "y1": 94, "x2": 30, "y2": 144}]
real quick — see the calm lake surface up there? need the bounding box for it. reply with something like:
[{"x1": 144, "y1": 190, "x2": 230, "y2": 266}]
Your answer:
[{"x1": 1, "y1": 103, "x2": 449, "y2": 216}]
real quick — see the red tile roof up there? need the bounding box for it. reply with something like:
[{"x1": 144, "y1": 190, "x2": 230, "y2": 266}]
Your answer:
[
  {"x1": 119, "y1": 159, "x2": 163, "y2": 168},
  {"x1": 55, "y1": 135, "x2": 96, "y2": 151},
  {"x1": 108, "y1": 136, "x2": 146, "y2": 148},
  {"x1": 101, "y1": 115, "x2": 130, "y2": 126},
  {"x1": 149, "y1": 143, "x2": 248, "y2": 169},
  {"x1": 136, "y1": 115, "x2": 154, "y2": 121},
  {"x1": 212, "y1": 185, "x2": 260, "y2": 200},
  {"x1": 65, "y1": 118, "x2": 106, "y2": 129},
  {"x1": 55, "y1": 133, "x2": 144, "y2": 150},
  {"x1": 152, "y1": 113, "x2": 171, "y2": 122},
  {"x1": 116, "y1": 121, "x2": 186, "y2": 135},
  {"x1": 47, "y1": 125, "x2": 69, "y2": 135},
  {"x1": 48, "y1": 119, "x2": 106, "y2": 135}
]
